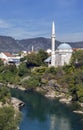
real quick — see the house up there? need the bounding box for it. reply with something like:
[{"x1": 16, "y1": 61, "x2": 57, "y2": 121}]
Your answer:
[{"x1": 0, "y1": 52, "x2": 20, "y2": 65}]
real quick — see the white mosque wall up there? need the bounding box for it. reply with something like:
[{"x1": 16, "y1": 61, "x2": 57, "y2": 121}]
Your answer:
[{"x1": 55, "y1": 49, "x2": 73, "y2": 67}]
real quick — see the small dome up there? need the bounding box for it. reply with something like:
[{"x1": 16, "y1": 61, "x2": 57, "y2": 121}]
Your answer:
[{"x1": 57, "y1": 43, "x2": 72, "y2": 50}]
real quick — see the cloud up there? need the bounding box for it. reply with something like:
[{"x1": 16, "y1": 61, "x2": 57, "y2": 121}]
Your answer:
[
  {"x1": 0, "y1": 19, "x2": 12, "y2": 28},
  {"x1": 6, "y1": 28, "x2": 44, "y2": 39},
  {"x1": 6, "y1": 26, "x2": 50, "y2": 40},
  {"x1": 57, "y1": 32, "x2": 83, "y2": 42},
  {"x1": 0, "y1": 18, "x2": 51, "y2": 39},
  {"x1": 0, "y1": 18, "x2": 83, "y2": 42}
]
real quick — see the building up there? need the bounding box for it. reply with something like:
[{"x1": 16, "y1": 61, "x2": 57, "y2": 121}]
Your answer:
[
  {"x1": 0, "y1": 52, "x2": 20, "y2": 65},
  {"x1": 55, "y1": 43, "x2": 73, "y2": 67},
  {"x1": 46, "y1": 48, "x2": 51, "y2": 54},
  {"x1": 45, "y1": 22, "x2": 73, "y2": 67}
]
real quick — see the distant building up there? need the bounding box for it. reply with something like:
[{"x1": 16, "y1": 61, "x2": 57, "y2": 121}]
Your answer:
[
  {"x1": 0, "y1": 52, "x2": 20, "y2": 65},
  {"x1": 45, "y1": 22, "x2": 73, "y2": 67},
  {"x1": 46, "y1": 49, "x2": 51, "y2": 54},
  {"x1": 21, "y1": 51, "x2": 28, "y2": 58}
]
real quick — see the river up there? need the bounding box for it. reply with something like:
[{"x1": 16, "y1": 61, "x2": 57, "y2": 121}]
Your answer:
[{"x1": 11, "y1": 89, "x2": 83, "y2": 130}]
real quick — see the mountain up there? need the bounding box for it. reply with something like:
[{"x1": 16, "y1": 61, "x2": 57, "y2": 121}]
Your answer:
[
  {"x1": 18, "y1": 37, "x2": 51, "y2": 51},
  {"x1": 18, "y1": 37, "x2": 61, "y2": 51},
  {"x1": 0, "y1": 36, "x2": 22, "y2": 52},
  {"x1": 18, "y1": 37, "x2": 83, "y2": 51},
  {"x1": 0, "y1": 36, "x2": 83, "y2": 52}
]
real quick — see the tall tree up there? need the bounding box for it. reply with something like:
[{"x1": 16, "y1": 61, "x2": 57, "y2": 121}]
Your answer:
[
  {"x1": 71, "y1": 50, "x2": 83, "y2": 66},
  {"x1": 0, "y1": 106, "x2": 20, "y2": 130}
]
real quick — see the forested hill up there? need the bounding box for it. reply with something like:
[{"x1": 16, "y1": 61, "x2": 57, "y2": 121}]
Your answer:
[{"x1": 0, "y1": 36, "x2": 83, "y2": 52}]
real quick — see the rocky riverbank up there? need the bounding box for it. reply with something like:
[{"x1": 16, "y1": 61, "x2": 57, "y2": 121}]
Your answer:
[
  {"x1": 35, "y1": 78, "x2": 83, "y2": 115},
  {"x1": 11, "y1": 97, "x2": 24, "y2": 130},
  {"x1": 11, "y1": 97, "x2": 25, "y2": 110},
  {"x1": 35, "y1": 79, "x2": 72, "y2": 104},
  {"x1": 73, "y1": 110, "x2": 83, "y2": 114},
  {"x1": 3, "y1": 80, "x2": 83, "y2": 114},
  {"x1": 0, "y1": 97, "x2": 24, "y2": 111},
  {"x1": 36, "y1": 86, "x2": 72, "y2": 104},
  {"x1": 7, "y1": 83, "x2": 26, "y2": 91}
]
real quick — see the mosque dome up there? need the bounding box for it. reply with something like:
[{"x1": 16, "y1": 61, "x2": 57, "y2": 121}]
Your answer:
[{"x1": 57, "y1": 43, "x2": 72, "y2": 50}]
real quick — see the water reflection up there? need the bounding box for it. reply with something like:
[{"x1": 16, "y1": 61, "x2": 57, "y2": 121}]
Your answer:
[
  {"x1": 11, "y1": 89, "x2": 83, "y2": 130},
  {"x1": 49, "y1": 115, "x2": 56, "y2": 130}
]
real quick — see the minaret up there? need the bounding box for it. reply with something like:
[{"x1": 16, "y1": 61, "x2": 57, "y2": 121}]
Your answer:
[
  {"x1": 32, "y1": 45, "x2": 34, "y2": 52},
  {"x1": 51, "y1": 21, "x2": 56, "y2": 66}
]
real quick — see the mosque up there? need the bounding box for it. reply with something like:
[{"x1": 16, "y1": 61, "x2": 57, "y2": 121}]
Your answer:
[{"x1": 45, "y1": 22, "x2": 73, "y2": 67}]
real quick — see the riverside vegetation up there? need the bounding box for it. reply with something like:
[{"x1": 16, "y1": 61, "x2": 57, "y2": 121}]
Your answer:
[
  {"x1": 0, "y1": 86, "x2": 21, "y2": 130},
  {"x1": 0, "y1": 49, "x2": 83, "y2": 129},
  {"x1": 0, "y1": 49, "x2": 83, "y2": 103}
]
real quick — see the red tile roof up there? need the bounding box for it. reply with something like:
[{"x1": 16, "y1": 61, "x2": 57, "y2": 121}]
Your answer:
[{"x1": 3, "y1": 52, "x2": 13, "y2": 57}]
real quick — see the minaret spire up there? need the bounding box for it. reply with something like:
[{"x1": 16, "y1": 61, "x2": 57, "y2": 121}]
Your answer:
[
  {"x1": 52, "y1": 21, "x2": 55, "y2": 35},
  {"x1": 32, "y1": 45, "x2": 34, "y2": 52},
  {"x1": 51, "y1": 21, "x2": 56, "y2": 66}
]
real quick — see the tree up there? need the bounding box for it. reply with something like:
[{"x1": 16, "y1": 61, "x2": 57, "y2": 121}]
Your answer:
[
  {"x1": 0, "y1": 106, "x2": 21, "y2": 130},
  {"x1": 71, "y1": 50, "x2": 83, "y2": 67},
  {"x1": 22, "y1": 75, "x2": 41, "y2": 89},
  {"x1": 26, "y1": 52, "x2": 38, "y2": 67},
  {"x1": 18, "y1": 62, "x2": 30, "y2": 77},
  {"x1": 0, "y1": 86, "x2": 11, "y2": 104},
  {"x1": 37, "y1": 49, "x2": 48, "y2": 66},
  {"x1": 26, "y1": 50, "x2": 48, "y2": 67},
  {"x1": 6, "y1": 64, "x2": 17, "y2": 74},
  {"x1": 0, "y1": 59, "x2": 4, "y2": 73},
  {"x1": 0, "y1": 59, "x2": 4, "y2": 66}
]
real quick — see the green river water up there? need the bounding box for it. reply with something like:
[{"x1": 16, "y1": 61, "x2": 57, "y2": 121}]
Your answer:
[{"x1": 11, "y1": 89, "x2": 83, "y2": 130}]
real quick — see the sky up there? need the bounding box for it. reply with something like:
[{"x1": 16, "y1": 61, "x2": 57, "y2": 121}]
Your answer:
[{"x1": 0, "y1": 0, "x2": 83, "y2": 42}]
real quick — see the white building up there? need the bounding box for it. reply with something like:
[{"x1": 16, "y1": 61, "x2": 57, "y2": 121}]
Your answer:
[
  {"x1": 45, "y1": 22, "x2": 73, "y2": 67},
  {"x1": 0, "y1": 52, "x2": 20, "y2": 65},
  {"x1": 46, "y1": 49, "x2": 51, "y2": 54},
  {"x1": 55, "y1": 43, "x2": 73, "y2": 67}
]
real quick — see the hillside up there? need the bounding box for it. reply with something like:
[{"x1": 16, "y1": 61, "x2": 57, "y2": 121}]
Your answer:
[
  {"x1": 18, "y1": 37, "x2": 83, "y2": 51},
  {"x1": 0, "y1": 36, "x2": 22, "y2": 52},
  {"x1": 0, "y1": 36, "x2": 83, "y2": 52}
]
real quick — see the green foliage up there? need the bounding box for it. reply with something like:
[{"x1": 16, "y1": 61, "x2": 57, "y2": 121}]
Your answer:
[
  {"x1": 58, "y1": 66, "x2": 83, "y2": 102},
  {"x1": 0, "y1": 86, "x2": 21, "y2": 130},
  {"x1": 0, "y1": 106, "x2": 21, "y2": 130},
  {"x1": 26, "y1": 52, "x2": 39, "y2": 67},
  {"x1": 32, "y1": 66, "x2": 47, "y2": 75},
  {"x1": 14, "y1": 76, "x2": 21, "y2": 85},
  {"x1": 1, "y1": 72, "x2": 15, "y2": 84},
  {"x1": 20, "y1": 55, "x2": 27, "y2": 62},
  {"x1": 0, "y1": 86, "x2": 11, "y2": 104},
  {"x1": 0, "y1": 64, "x2": 19, "y2": 84},
  {"x1": 37, "y1": 49, "x2": 48, "y2": 66},
  {"x1": 46, "y1": 66, "x2": 57, "y2": 74},
  {"x1": 22, "y1": 75, "x2": 41, "y2": 89},
  {"x1": 71, "y1": 50, "x2": 83, "y2": 66},
  {"x1": 0, "y1": 59, "x2": 4, "y2": 73},
  {"x1": 26, "y1": 50, "x2": 48, "y2": 67},
  {"x1": 0, "y1": 60, "x2": 30, "y2": 84},
  {"x1": 0, "y1": 49, "x2": 83, "y2": 103},
  {"x1": 18, "y1": 62, "x2": 30, "y2": 77},
  {"x1": 77, "y1": 84, "x2": 83, "y2": 102},
  {"x1": 0, "y1": 59, "x2": 4, "y2": 66},
  {"x1": 4, "y1": 64, "x2": 17, "y2": 74},
  {"x1": 63, "y1": 65, "x2": 75, "y2": 74}
]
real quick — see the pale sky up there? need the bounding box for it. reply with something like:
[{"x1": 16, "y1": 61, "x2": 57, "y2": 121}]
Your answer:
[{"x1": 0, "y1": 0, "x2": 83, "y2": 42}]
